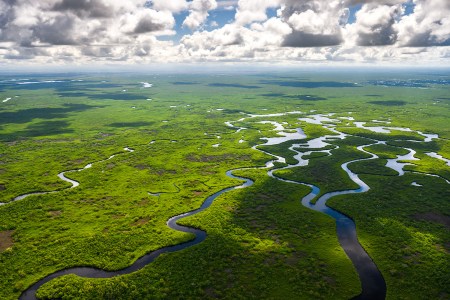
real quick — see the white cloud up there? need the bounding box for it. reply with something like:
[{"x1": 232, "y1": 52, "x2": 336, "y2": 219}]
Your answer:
[
  {"x1": 1, "y1": 0, "x2": 177, "y2": 48},
  {"x1": 251, "y1": 17, "x2": 292, "y2": 37},
  {"x1": 121, "y1": 9, "x2": 175, "y2": 35},
  {"x1": 346, "y1": 0, "x2": 405, "y2": 5},
  {"x1": 181, "y1": 24, "x2": 244, "y2": 51},
  {"x1": 288, "y1": 9, "x2": 335, "y2": 35},
  {"x1": 345, "y1": 3, "x2": 401, "y2": 46},
  {"x1": 280, "y1": 0, "x2": 347, "y2": 47},
  {"x1": 396, "y1": 0, "x2": 450, "y2": 46},
  {"x1": 0, "y1": 0, "x2": 449, "y2": 66},
  {"x1": 183, "y1": 0, "x2": 218, "y2": 30},
  {"x1": 217, "y1": 0, "x2": 238, "y2": 10},
  {"x1": 151, "y1": 0, "x2": 188, "y2": 13},
  {"x1": 234, "y1": 0, "x2": 281, "y2": 25}
]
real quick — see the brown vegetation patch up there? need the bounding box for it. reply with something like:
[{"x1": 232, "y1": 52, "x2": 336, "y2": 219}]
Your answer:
[
  {"x1": 112, "y1": 214, "x2": 125, "y2": 219},
  {"x1": 440, "y1": 242, "x2": 450, "y2": 253},
  {"x1": 323, "y1": 276, "x2": 336, "y2": 286},
  {"x1": 0, "y1": 169, "x2": 6, "y2": 174},
  {"x1": 48, "y1": 210, "x2": 62, "y2": 217},
  {"x1": 184, "y1": 179, "x2": 202, "y2": 187},
  {"x1": 131, "y1": 217, "x2": 151, "y2": 226},
  {"x1": 71, "y1": 158, "x2": 86, "y2": 165},
  {"x1": 136, "y1": 199, "x2": 149, "y2": 206},
  {"x1": 99, "y1": 133, "x2": 114, "y2": 137},
  {"x1": 263, "y1": 252, "x2": 283, "y2": 266},
  {"x1": 135, "y1": 164, "x2": 147, "y2": 170},
  {"x1": 7, "y1": 141, "x2": 18, "y2": 146},
  {"x1": 0, "y1": 230, "x2": 14, "y2": 252},
  {"x1": 255, "y1": 204, "x2": 267, "y2": 211},
  {"x1": 78, "y1": 198, "x2": 99, "y2": 203},
  {"x1": 200, "y1": 167, "x2": 216, "y2": 176},
  {"x1": 152, "y1": 168, "x2": 177, "y2": 175},
  {"x1": 256, "y1": 193, "x2": 271, "y2": 200},
  {"x1": 194, "y1": 191, "x2": 203, "y2": 196},
  {"x1": 0, "y1": 184, "x2": 5, "y2": 191},
  {"x1": 249, "y1": 220, "x2": 262, "y2": 229},
  {"x1": 106, "y1": 163, "x2": 115, "y2": 169},
  {"x1": 224, "y1": 205, "x2": 235, "y2": 212},
  {"x1": 403, "y1": 252, "x2": 422, "y2": 264},
  {"x1": 413, "y1": 212, "x2": 450, "y2": 229},
  {"x1": 204, "y1": 287, "x2": 219, "y2": 298}
]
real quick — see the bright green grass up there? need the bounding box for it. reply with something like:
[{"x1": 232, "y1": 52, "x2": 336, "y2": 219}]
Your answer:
[{"x1": 0, "y1": 71, "x2": 449, "y2": 299}]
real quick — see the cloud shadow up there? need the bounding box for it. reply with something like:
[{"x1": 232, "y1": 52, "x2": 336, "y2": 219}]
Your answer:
[{"x1": 259, "y1": 80, "x2": 359, "y2": 88}]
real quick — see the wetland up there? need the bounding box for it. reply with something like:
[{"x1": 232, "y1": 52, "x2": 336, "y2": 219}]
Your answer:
[{"x1": 0, "y1": 70, "x2": 449, "y2": 299}]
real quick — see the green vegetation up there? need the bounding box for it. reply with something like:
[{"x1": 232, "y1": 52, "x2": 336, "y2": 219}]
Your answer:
[
  {"x1": 348, "y1": 159, "x2": 398, "y2": 177},
  {"x1": 0, "y1": 71, "x2": 449, "y2": 299},
  {"x1": 37, "y1": 169, "x2": 360, "y2": 300},
  {"x1": 328, "y1": 173, "x2": 450, "y2": 299},
  {"x1": 364, "y1": 144, "x2": 410, "y2": 159},
  {"x1": 274, "y1": 137, "x2": 372, "y2": 201}
]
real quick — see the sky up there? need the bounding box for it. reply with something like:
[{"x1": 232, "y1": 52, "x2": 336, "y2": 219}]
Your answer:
[{"x1": 0, "y1": 0, "x2": 449, "y2": 68}]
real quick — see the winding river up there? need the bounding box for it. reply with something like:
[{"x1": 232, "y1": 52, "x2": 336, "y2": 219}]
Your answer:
[
  {"x1": 300, "y1": 143, "x2": 386, "y2": 300},
  {"x1": 261, "y1": 133, "x2": 386, "y2": 299},
  {"x1": 19, "y1": 171, "x2": 254, "y2": 300},
  {"x1": 17, "y1": 119, "x2": 386, "y2": 299},
  {"x1": 1, "y1": 148, "x2": 135, "y2": 206},
  {"x1": 13, "y1": 113, "x2": 448, "y2": 299}
]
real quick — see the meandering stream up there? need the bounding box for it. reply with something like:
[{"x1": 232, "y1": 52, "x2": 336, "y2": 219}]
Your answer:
[
  {"x1": 1, "y1": 148, "x2": 135, "y2": 206},
  {"x1": 19, "y1": 171, "x2": 254, "y2": 300},
  {"x1": 300, "y1": 143, "x2": 386, "y2": 300},
  {"x1": 13, "y1": 113, "x2": 448, "y2": 299},
  {"x1": 260, "y1": 130, "x2": 386, "y2": 299}
]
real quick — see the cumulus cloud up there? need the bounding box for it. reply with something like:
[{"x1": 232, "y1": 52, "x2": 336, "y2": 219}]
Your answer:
[
  {"x1": 283, "y1": 32, "x2": 343, "y2": 47},
  {"x1": 347, "y1": 3, "x2": 401, "y2": 46},
  {"x1": 183, "y1": 0, "x2": 218, "y2": 30},
  {"x1": 179, "y1": 18, "x2": 293, "y2": 62},
  {"x1": 234, "y1": 0, "x2": 281, "y2": 25},
  {"x1": 0, "y1": 0, "x2": 176, "y2": 48},
  {"x1": 251, "y1": 17, "x2": 292, "y2": 37},
  {"x1": 51, "y1": 0, "x2": 115, "y2": 19},
  {"x1": 32, "y1": 15, "x2": 78, "y2": 45},
  {"x1": 0, "y1": 0, "x2": 449, "y2": 65},
  {"x1": 126, "y1": 9, "x2": 175, "y2": 34},
  {"x1": 396, "y1": 0, "x2": 450, "y2": 46},
  {"x1": 280, "y1": 0, "x2": 347, "y2": 47},
  {"x1": 181, "y1": 24, "x2": 244, "y2": 50},
  {"x1": 151, "y1": 0, "x2": 188, "y2": 13},
  {"x1": 345, "y1": 0, "x2": 405, "y2": 5}
]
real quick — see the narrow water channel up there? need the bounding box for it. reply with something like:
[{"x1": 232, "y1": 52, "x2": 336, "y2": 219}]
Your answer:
[
  {"x1": 18, "y1": 122, "x2": 387, "y2": 299},
  {"x1": 260, "y1": 135, "x2": 386, "y2": 299},
  {"x1": 20, "y1": 171, "x2": 254, "y2": 300},
  {"x1": 17, "y1": 115, "x2": 445, "y2": 299}
]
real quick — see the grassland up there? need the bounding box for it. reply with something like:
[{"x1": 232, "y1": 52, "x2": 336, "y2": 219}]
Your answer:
[{"x1": 0, "y1": 70, "x2": 449, "y2": 299}]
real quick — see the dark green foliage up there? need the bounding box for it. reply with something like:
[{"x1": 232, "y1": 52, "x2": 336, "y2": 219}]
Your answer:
[
  {"x1": 368, "y1": 100, "x2": 406, "y2": 106},
  {"x1": 0, "y1": 71, "x2": 449, "y2": 300},
  {"x1": 328, "y1": 173, "x2": 450, "y2": 299},
  {"x1": 259, "y1": 80, "x2": 359, "y2": 88}
]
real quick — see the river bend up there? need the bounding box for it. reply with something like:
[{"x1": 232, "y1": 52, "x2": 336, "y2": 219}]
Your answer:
[
  {"x1": 15, "y1": 115, "x2": 447, "y2": 299},
  {"x1": 19, "y1": 170, "x2": 253, "y2": 300}
]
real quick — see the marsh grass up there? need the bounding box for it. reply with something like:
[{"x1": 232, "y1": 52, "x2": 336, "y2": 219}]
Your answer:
[{"x1": 0, "y1": 71, "x2": 448, "y2": 299}]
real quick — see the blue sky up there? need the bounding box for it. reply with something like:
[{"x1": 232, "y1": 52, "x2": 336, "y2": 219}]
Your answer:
[
  {"x1": 0, "y1": 0, "x2": 448, "y2": 66},
  {"x1": 154, "y1": 0, "x2": 418, "y2": 43}
]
